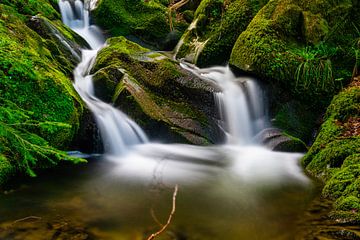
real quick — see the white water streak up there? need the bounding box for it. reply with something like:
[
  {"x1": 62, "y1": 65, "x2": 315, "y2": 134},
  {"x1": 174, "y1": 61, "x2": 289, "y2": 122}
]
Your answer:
[
  {"x1": 59, "y1": 0, "x2": 148, "y2": 156},
  {"x1": 180, "y1": 63, "x2": 268, "y2": 145}
]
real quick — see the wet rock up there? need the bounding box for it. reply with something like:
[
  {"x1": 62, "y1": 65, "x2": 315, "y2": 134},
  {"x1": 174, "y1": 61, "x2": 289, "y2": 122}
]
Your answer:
[
  {"x1": 71, "y1": 108, "x2": 103, "y2": 154},
  {"x1": 92, "y1": 0, "x2": 189, "y2": 50},
  {"x1": 27, "y1": 15, "x2": 90, "y2": 73},
  {"x1": 176, "y1": 0, "x2": 269, "y2": 67},
  {"x1": 229, "y1": 0, "x2": 360, "y2": 104},
  {"x1": 255, "y1": 128, "x2": 307, "y2": 152},
  {"x1": 91, "y1": 36, "x2": 224, "y2": 144}
]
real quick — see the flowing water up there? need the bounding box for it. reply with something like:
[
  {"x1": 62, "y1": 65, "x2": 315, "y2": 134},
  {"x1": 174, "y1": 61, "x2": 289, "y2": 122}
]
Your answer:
[
  {"x1": 59, "y1": 0, "x2": 148, "y2": 156},
  {"x1": 0, "y1": 1, "x2": 342, "y2": 239}
]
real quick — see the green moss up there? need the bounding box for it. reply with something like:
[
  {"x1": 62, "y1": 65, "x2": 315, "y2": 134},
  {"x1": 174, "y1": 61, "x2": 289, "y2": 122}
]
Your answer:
[
  {"x1": 0, "y1": 0, "x2": 60, "y2": 19},
  {"x1": 177, "y1": 0, "x2": 269, "y2": 67},
  {"x1": 230, "y1": 0, "x2": 359, "y2": 105},
  {"x1": 302, "y1": 11, "x2": 329, "y2": 45},
  {"x1": 322, "y1": 163, "x2": 360, "y2": 197},
  {"x1": 343, "y1": 154, "x2": 360, "y2": 168},
  {"x1": 91, "y1": 37, "x2": 217, "y2": 144},
  {"x1": 0, "y1": 3, "x2": 87, "y2": 185},
  {"x1": 306, "y1": 139, "x2": 360, "y2": 176},
  {"x1": 93, "y1": 36, "x2": 187, "y2": 97},
  {"x1": 325, "y1": 87, "x2": 360, "y2": 121},
  {"x1": 93, "y1": 0, "x2": 184, "y2": 49},
  {"x1": 302, "y1": 82, "x2": 359, "y2": 222}
]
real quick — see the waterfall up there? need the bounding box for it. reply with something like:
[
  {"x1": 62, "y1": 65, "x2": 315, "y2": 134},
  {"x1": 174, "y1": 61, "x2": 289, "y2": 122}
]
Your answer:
[
  {"x1": 56, "y1": 0, "x2": 308, "y2": 186},
  {"x1": 58, "y1": 0, "x2": 148, "y2": 156},
  {"x1": 180, "y1": 63, "x2": 268, "y2": 145}
]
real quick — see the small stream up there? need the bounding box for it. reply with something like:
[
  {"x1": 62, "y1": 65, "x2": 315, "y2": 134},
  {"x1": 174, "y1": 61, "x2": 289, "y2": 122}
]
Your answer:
[
  {"x1": 1, "y1": 1, "x2": 359, "y2": 239},
  {"x1": 0, "y1": 159, "x2": 315, "y2": 240}
]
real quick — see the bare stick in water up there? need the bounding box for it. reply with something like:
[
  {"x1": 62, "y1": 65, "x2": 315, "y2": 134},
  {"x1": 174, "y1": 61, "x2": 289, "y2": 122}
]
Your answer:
[
  {"x1": 147, "y1": 184, "x2": 178, "y2": 240},
  {"x1": 13, "y1": 216, "x2": 42, "y2": 224}
]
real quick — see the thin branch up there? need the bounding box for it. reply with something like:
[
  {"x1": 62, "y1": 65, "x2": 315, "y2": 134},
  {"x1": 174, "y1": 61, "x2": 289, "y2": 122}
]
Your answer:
[
  {"x1": 168, "y1": 0, "x2": 189, "y2": 31},
  {"x1": 12, "y1": 216, "x2": 41, "y2": 224},
  {"x1": 147, "y1": 185, "x2": 178, "y2": 240}
]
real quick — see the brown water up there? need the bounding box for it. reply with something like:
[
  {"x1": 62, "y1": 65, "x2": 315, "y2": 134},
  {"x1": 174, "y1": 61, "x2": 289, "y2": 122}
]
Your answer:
[{"x1": 0, "y1": 156, "x2": 322, "y2": 240}]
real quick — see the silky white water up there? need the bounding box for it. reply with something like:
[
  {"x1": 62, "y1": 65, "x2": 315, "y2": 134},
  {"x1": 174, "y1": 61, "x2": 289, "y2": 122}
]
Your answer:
[
  {"x1": 59, "y1": 0, "x2": 309, "y2": 186},
  {"x1": 59, "y1": 0, "x2": 148, "y2": 156},
  {"x1": 180, "y1": 63, "x2": 268, "y2": 144}
]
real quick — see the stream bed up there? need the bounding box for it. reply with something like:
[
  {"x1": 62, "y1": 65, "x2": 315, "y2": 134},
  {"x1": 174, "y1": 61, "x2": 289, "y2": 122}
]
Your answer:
[
  {"x1": 0, "y1": 147, "x2": 358, "y2": 240},
  {"x1": 0, "y1": 147, "x2": 323, "y2": 240}
]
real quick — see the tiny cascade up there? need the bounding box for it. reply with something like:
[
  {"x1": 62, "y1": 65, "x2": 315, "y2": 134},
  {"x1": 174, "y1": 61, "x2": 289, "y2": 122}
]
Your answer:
[
  {"x1": 59, "y1": 0, "x2": 148, "y2": 156},
  {"x1": 181, "y1": 64, "x2": 268, "y2": 145}
]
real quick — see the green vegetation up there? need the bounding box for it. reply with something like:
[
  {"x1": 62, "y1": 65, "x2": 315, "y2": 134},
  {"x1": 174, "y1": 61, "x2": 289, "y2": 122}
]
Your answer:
[
  {"x1": 230, "y1": 0, "x2": 360, "y2": 106},
  {"x1": 176, "y1": 0, "x2": 269, "y2": 67},
  {"x1": 93, "y1": 0, "x2": 188, "y2": 49},
  {"x1": 91, "y1": 36, "x2": 219, "y2": 144},
  {"x1": 0, "y1": 99, "x2": 85, "y2": 182},
  {"x1": 0, "y1": 2, "x2": 86, "y2": 186},
  {"x1": 303, "y1": 85, "x2": 360, "y2": 222},
  {"x1": 0, "y1": 0, "x2": 60, "y2": 19}
]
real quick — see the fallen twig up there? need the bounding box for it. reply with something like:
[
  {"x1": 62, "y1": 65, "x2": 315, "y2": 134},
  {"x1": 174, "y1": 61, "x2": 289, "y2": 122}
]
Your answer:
[
  {"x1": 146, "y1": 184, "x2": 178, "y2": 240},
  {"x1": 12, "y1": 216, "x2": 42, "y2": 224},
  {"x1": 168, "y1": 0, "x2": 189, "y2": 31}
]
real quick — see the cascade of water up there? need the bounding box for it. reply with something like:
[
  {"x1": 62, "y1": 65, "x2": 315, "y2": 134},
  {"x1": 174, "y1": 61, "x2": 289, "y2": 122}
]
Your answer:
[
  {"x1": 56, "y1": 0, "x2": 308, "y2": 187},
  {"x1": 59, "y1": 0, "x2": 148, "y2": 156},
  {"x1": 181, "y1": 63, "x2": 268, "y2": 145}
]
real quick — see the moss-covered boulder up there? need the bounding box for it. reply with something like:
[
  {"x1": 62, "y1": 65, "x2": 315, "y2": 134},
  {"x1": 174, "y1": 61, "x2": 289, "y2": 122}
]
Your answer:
[
  {"x1": 230, "y1": 0, "x2": 360, "y2": 104},
  {"x1": 228, "y1": 0, "x2": 360, "y2": 144},
  {"x1": 0, "y1": 2, "x2": 88, "y2": 186},
  {"x1": 91, "y1": 36, "x2": 223, "y2": 144},
  {"x1": 302, "y1": 78, "x2": 360, "y2": 223},
  {"x1": 92, "y1": 0, "x2": 189, "y2": 50},
  {"x1": 175, "y1": 0, "x2": 269, "y2": 67}
]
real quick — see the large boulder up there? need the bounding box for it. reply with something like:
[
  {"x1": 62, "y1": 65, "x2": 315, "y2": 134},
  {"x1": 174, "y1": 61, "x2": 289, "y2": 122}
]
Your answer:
[
  {"x1": 230, "y1": 0, "x2": 360, "y2": 103},
  {"x1": 0, "y1": 2, "x2": 88, "y2": 185},
  {"x1": 229, "y1": 0, "x2": 360, "y2": 143},
  {"x1": 92, "y1": 0, "x2": 190, "y2": 50},
  {"x1": 91, "y1": 36, "x2": 224, "y2": 144},
  {"x1": 302, "y1": 78, "x2": 360, "y2": 223},
  {"x1": 175, "y1": 0, "x2": 269, "y2": 67}
]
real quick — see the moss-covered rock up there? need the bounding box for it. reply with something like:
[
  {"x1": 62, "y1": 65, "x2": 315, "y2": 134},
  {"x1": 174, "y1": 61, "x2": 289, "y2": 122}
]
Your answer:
[
  {"x1": 302, "y1": 80, "x2": 360, "y2": 222},
  {"x1": 91, "y1": 36, "x2": 223, "y2": 144},
  {"x1": 0, "y1": 2, "x2": 88, "y2": 186},
  {"x1": 230, "y1": 0, "x2": 360, "y2": 105},
  {"x1": 1, "y1": 0, "x2": 60, "y2": 20},
  {"x1": 92, "y1": 0, "x2": 189, "y2": 50},
  {"x1": 176, "y1": 0, "x2": 269, "y2": 67}
]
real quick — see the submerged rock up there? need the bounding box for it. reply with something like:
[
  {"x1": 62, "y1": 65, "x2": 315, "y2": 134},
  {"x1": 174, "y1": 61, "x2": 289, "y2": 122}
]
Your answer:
[{"x1": 91, "y1": 36, "x2": 224, "y2": 144}]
